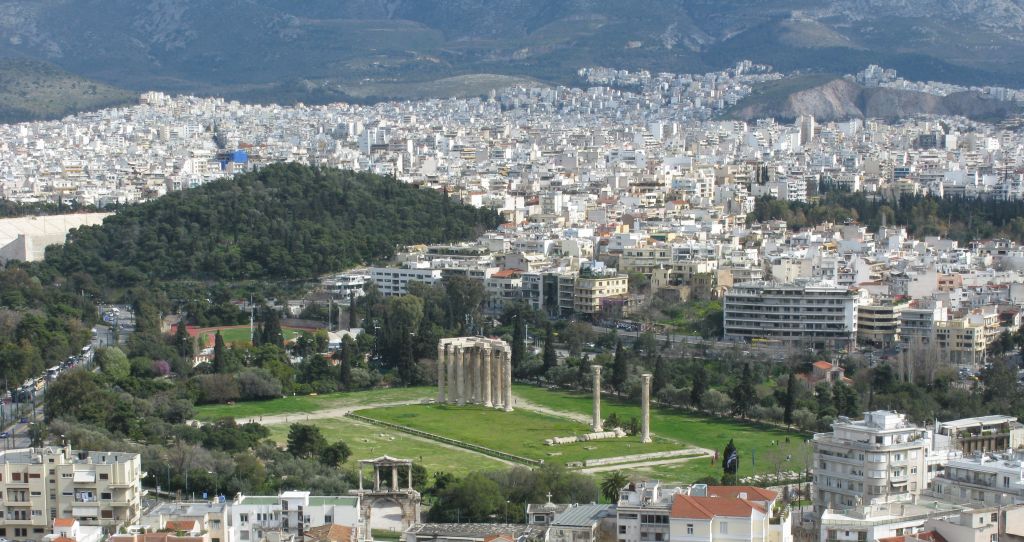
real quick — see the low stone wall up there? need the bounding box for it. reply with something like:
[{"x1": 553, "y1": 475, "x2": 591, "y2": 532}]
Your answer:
[{"x1": 544, "y1": 428, "x2": 627, "y2": 446}]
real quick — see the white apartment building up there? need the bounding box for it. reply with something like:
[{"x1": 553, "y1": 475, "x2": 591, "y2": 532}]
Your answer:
[
  {"x1": 228, "y1": 492, "x2": 361, "y2": 542},
  {"x1": 812, "y1": 411, "x2": 954, "y2": 516},
  {"x1": 723, "y1": 280, "x2": 858, "y2": 349},
  {"x1": 0, "y1": 446, "x2": 143, "y2": 541},
  {"x1": 369, "y1": 264, "x2": 443, "y2": 296},
  {"x1": 930, "y1": 450, "x2": 1024, "y2": 506}
]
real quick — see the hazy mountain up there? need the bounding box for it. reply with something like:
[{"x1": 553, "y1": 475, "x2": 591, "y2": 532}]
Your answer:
[
  {"x1": 0, "y1": 59, "x2": 133, "y2": 122},
  {"x1": 0, "y1": 0, "x2": 1021, "y2": 105}
]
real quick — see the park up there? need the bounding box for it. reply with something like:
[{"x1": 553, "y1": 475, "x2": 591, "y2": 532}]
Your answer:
[{"x1": 194, "y1": 381, "x2": 810, "y2": 487}]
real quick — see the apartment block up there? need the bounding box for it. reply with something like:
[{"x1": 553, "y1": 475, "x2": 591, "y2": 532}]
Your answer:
[
  {"x1": 229, "y1": 492, "x2": 361, "y2": 542},
  {"x1": 369, "y1": 265, "x2": 443, "y2": 296},
  {"x1": 857, "y1": 301, "x2": 907, "y2": 348},
  {"x1": 723, "y1": 280, "x2": 858, "y2": 349},
  {"x1": 573, "y1": 273, "x2": 628, "y2": 317},
  {"x1": 0, "y1": 446, "x2": 142, "y2": 542},
  {"x1": 812, "y1": 411, "x2": 944, "y2": 515}
]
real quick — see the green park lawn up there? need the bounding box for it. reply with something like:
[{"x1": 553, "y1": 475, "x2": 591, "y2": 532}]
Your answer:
[
  {"x1": 264, "y1": 415, "x2": 507, "y2": 479},
  {"x1": 512, "y1": 385, "x2": 811, "y2": 483},
  {"x1": 356, "y1": 403, "x2": 680, "y2": 466},
  {"x1": 196, "y1": 326, "x2": 304, "y2": 346},
  {"x1": 194, "y1": 387, "x2": 434, "y2": 421}
]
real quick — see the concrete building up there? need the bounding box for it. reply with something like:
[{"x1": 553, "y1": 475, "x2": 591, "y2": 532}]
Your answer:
[
  {"x1": 812, "y1": 411, "x2": 951, "y2": 515},
  {"x1": 544, "y1": 504, "x2": 613, "y2": 542},
  {"x1": 228, "y1": 493, "x2": 361, "y2": 542},
  {"x1": 857, "y1": 301, "x2": 907, "y2": 348},
  {"x1": 0, "y1": 446, "x2": 143, "y2": 541},
  {"x1": 131, "y1": 501, "x2": 228, "y2": 542},
  {"x1": 935, "y1": 415, "x2": 1024, "y2": 454},
  {"x1": 573, "y1": 272, "x2": 628, "y2": 317},
  {"x1": 723, "y1": 280, "x2": 858, "y2": 349},
  {"x1": 369, "y1": 265, "x2": 443, "y2": 296},
  {"x1": 930, "y1": 449, "x2": 1024, "y2": 506}
]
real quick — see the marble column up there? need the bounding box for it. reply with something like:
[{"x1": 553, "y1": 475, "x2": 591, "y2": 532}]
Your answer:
[
  {"x1": 641, "y1": 373, "x2": 652, "y2": 444},
  {"x1": 503, "y1": 349, "x2": 513, "y2": 411},
  {"x1": 455, "y1": 346, "x2": 465, "y2": 405},
  {"x1": 591, "y1": 365, "x2": 603, "y2": 432},
  {"x1": 437, "y1": 343, "x2": 447, "y2": 403},
  {"x1": 492, "y1": 348, "x2": 503, "y2": 409},
  {"x1": 446, "y1": 343, "x2": 457, "y2": 403},
  {"x1": 469, "y1": 347, "x2": 479, "y2": 404},
  {"x1": 391, "y1": 465, "x2": 398, "y2": 489},
  {"x1": 482, "y1": 347, "x2": 493, "y2": 407}
]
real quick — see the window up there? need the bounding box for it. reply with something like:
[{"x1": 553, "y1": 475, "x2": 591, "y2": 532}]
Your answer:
[
  {"x1": 101, "y1": 510, "x2": 113, "y2": 519},
  {"x1": 101, "y1": 492, "x2": 111, "y2": 500},
  {"x1": 686, "y1": 524, "x2": 694, "y2": 535},
  {"x1": 240, "y1": 514, "x2": 249, "y2": 524},
  {"x1": 13, "y1": 473, "x2": 21, "y2": 481},
  {"x1": 15, "y1": 528, "x2": 27, "y2": 537},
  {"x1": 324, "y1": 515, "x2": 332, "y2": 524},
  {"x1": 240, "y1": 532, "x2": 250, "y2": 541},
  {"x1": 720, "y1": 522, "x2": 728, "y2": 534},
  {"x1": 991, "y1": 513, "x2": 997, "y2": 522},
  {"x1": 618, "y1": 526, "x2": 626, "y2": 534},
  {"x1": 33, "y1": 528, "x2": 44, "y2": 533},
  {"x1": 28, "y1": 473, "x2": 39, "y2": 479}
]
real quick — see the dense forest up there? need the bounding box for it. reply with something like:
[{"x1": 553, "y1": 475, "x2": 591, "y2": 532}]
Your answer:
[
  {"x1": 747, "y1": 191, "x2": 1024, "y2": 244},
  {"x1": 45, "y1": 164, "x2": 500, "y2": 284}
]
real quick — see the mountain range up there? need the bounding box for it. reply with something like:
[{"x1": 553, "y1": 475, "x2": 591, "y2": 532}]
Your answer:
[{"x1": 1, "y1": 1, "x2": 1024, "y2": 117}]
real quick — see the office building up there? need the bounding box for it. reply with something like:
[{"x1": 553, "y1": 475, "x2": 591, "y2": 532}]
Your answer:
[{"x1": 723, "y1": 280, "x2": 858, "y2": 349}]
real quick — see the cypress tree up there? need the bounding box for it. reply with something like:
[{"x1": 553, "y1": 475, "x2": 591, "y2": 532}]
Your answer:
[
  {"x1": 783, "y1": 372, "x2": 797, "y2": 426},
  {"x1": 612, "y1": 339, "x2": 628, "y2": 395},
  {"x1": 542, "y1": 322, "x2": 557, "y2": 372}
]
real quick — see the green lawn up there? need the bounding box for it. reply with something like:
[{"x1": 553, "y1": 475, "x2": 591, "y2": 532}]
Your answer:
[
  {"x1": 512, "y1": 385, "x2": 811, "y2": 483},
  {"x1": 264, "y1": 416, "x2": 506, "y2": 479},
  {"x1": 194, "y1": 387, "x2": 434, "y2": 421},
  {"x1": 356, "y1": 403, "x2": 680, "y2": 466},
  {"x1": 197, "y1": 326, "x2": 304, "y2": 346}
]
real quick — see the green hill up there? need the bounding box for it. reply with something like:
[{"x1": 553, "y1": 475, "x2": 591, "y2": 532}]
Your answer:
[
  {"x1": 0, "y1": 59, "x2": 134, "y2": 123},
  {"x1": 44, "y1": 164, "x2": 500, "y2": 284}
]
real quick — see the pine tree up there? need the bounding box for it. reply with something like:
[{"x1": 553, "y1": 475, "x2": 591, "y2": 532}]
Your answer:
[
  {"x1": 690, "y1": 364, "x2": 707, "y2": 406},
  {"x1": 338, "y1": 341, "x2": 353, "y2": 390},
  {"x1": 731, "y1": 363, "x2": 756, "y2": 419},
  {"x1": 783, "y1": 372, "x2": 797, "y2": 426},
  {"x1": 652, "y1": 355, "x2": 668, "y2": 394},
  {"x1": 542, "y1": 322, "x2": 557, "y2": 372},
  {"x1": 213, "y1": 331, "x2": 227, "y2": 373},
  {"x1": 612, "y1": 339, "x2": 628, "y2": 395}
]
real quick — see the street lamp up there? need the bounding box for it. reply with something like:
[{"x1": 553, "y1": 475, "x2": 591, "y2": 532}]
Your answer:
[{"x1": 505, "y1": 500, "x2": 510, "y2": 523}]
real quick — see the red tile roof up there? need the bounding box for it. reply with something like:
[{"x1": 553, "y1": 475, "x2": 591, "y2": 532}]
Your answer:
[
  {"x1": 812, "y1": 361, "x2": 834, "y2": 369},
  {"x1": 53, "y1": 518, "x2": 77, "y2": 528},
  {"x1": 670, "y1": 494, "x2": 766, "y2": 519},
  {"x1": 705, "y1": 486, "x2": 778, "y2": 502},
  {"x1": 165, "y1": 521, "x2": 197, "y2": 531}
]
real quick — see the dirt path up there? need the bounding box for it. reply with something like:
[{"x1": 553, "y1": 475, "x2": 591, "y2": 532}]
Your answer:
[
  {"x1": 580, "y1": 449, "x2": 714, "y2": 474},
  {"x1": 512, "y1": 396, "x2": 592, "y2": 424},
  {"x1": 230, "y1": 398, "x2": 430, "y2": 426}
]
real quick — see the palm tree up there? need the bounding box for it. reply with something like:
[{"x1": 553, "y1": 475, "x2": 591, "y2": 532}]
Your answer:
[{"x1": 600, "y1": 471, "x2": 629, "y2": 503}]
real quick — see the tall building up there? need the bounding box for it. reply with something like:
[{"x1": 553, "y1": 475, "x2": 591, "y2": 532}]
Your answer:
[
  {"x1": 723, "y1": 280, "x2": 858, "y2": 349},
  {"x1": 0, "y1": 446, "x2": 143, "y2": 541},
  {"x1": 812, "y1": 411, "x2": 951, "y2": 515}
]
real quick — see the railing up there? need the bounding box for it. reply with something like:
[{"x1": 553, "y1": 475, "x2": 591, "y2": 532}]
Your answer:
[{"x1": 346, "y1": 413, "x2": 542, "y2": 466}]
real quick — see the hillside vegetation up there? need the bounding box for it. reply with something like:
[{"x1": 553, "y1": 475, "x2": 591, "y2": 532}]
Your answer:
[
  {"x1": 44, "y1": 164, "x2": 500, "y2": 284},
  {"x1": 0, "y1": 59, "x2": 133, "y2": 123}
]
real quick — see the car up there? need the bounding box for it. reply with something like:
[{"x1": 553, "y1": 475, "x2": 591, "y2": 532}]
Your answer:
[
  {"x1": 19, "y1": 417, "x2": 28, "y2": 423},
  {"x1": 0, "y1": 431, "x2": 9, "y2": 438}
]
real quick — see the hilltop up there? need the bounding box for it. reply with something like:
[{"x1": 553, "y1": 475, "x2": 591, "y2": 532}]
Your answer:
[{"x1": 44, "y1": 164, "x2": 501, "y2": 284}]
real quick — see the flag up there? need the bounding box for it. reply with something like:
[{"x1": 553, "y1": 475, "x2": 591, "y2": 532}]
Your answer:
[
  {"x1": 752, "y1": 449, "x2": 756, "y2": 468},
  {"x1": 726, "y1": 450, "x2": 738, "y2": 470}
]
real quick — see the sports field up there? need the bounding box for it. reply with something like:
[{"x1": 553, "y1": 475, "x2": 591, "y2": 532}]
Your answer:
[{"x1": 191, "y1": 325, "x2": 305, "y2": 347}]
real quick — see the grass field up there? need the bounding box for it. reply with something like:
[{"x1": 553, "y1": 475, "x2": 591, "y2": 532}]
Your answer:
[
  {"x1": 264, "y1": 415, "x2": 506, "y2": 478},
  {"x1": 511, "y1": 385, "x2": 811, "y2": 482},
  {"x1": 193, "y1": 326, "x2": 304, "y2": 346},
  {"x1": 194, "y1": 387, "x2": 434, "y2": 421},
  {"x1": 357, "y1": 403, "x2": 680, "y2": 466}
]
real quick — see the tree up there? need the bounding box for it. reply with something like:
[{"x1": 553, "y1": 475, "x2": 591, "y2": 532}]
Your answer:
[
  {"x1": 261, "y1": 308, "x2": 284, "y2": 348},
  {"x1": 286, "y1": 424, "x2": 327, "y2": 459},
  {"x1": 652, "y1": 355, "x2": 668, "y2": 395},
  {"x1": 730, "y1": 363, "x2": 756, "y2": 419},
  {"x1": 690, "y1": 364, "x2": 707, "y2": 406},
  {"x1": 701, "y1": 389, "x2": 732, "y2": 415},
  {"x1": 382, "y1": 296, "x2": 424, "y2": 385},
  {"x1": 723, "y1": 439, "x2": 739, "y2": 475},
  {"x1": 348, "y1": 292, "x2": 358, "y2": 330},
  {"x1": 511, "y1": 313, "x2": 526, "y2": 372},
  {"x1": 542, "y1": 323, "x2": 557, "y2": 372},
  {"x1": 600, "y1": 471, "x2": 628, "y2": 502},
  {"x1": 319, "y1": 440, "x2": 352, "y2": 467},
  {"x1": 431, "y1": 472, "x2": 504, "y2": 522},
  {"x1": 212, "y1": 332, "x2": 228, "y2": 373},
  {"x1": 175, "y1": 319, "x2": 193, "y2": 358},
  {"x1": 783, "y1": 372, "x2": 797, "y2": 426},
  {"x1": 97, "y1": 347, "x2": 130, "y2": 381},
  {"x1": 612, "y1": 340, "x2": 628, "y2": 394},
  {"x1": 337, "y1": 340, "x2": 354, "y2": 390}
]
